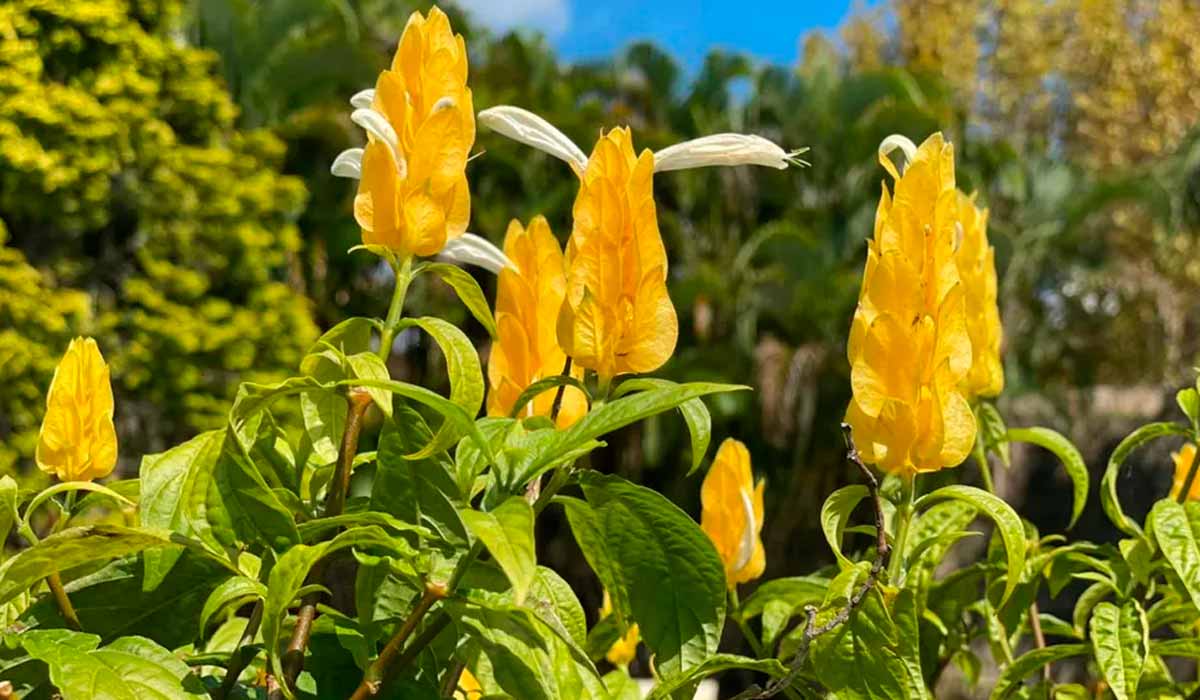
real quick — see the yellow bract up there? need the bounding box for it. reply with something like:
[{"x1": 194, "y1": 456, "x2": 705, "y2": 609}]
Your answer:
[
  {"x1": 354, "y1": 6, "x2": 474, "y2": 257},
  {"x1": 454, "y1": 668, "x2": 483, "y2": 700},
  {"x1": 955, "y1": 191, "x2": 1004, "y2": 398},
  {"x1": 486, "y1": 216, "x2": 587, "y2": 427},
  {"x1": 600, "y1": 590, "x2": 640, "y2": 667},
  {"x1": 845, "y1": 133, "x2": 977, "y2": 476},
  {"x1": 36, "y1": 337, "x2": 118, "y2": 482},
  {"x1": 700, "y1": 438, "x2": 765, "y2": 587},
  {"x1": 1171, "y1": 443, "x2": 1200, "y2": 502},
  {"x1": 557, "y1": 127, "x2": 678, "y2": 384}
]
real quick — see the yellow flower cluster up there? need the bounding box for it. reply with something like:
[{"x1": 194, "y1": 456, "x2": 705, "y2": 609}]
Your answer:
[
  {"x1": 557, "y1": 128, "x2": 677, "y2": 384},
  {"x1": 486, "y1": 216, "x2": 587, "y2": 427},
  {"x1": 37, "y1": 337, "x2": 117, "y2": 482},
  {"x1": 845, "y1": 134, "x2": 989, "y2": 476},
  {"x1": 956, "y1": 191, "x2": 1004, "y2": 398},
  {"x1": 700, "y1": 438, "x2": 766, "y2": 587},
  {"x1": 352, "y1": 7, "x2": 474, "y2": 258}
]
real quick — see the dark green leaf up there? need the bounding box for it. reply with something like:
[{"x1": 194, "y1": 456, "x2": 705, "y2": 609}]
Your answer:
[
  {"x1": 208, "y1": 428, "x2": 300, "y2": 552},
  {"x1": 1101, "y1": 422, "x2": 1189, "y2": 537},
  {"x1": 568, "y1": 472, "x2": 726, "y2": 678},
  {"x1": 396, "y1": 316, "x2": 486, "y2": 458},
  {"x1": 1004, "y1": 427, "x2": 1088, "y2": 529},
  {"x1": 199, "y1": 575, "x2": 266, "y2": 637},
  {"x1": 990, "y1": 644, "x2": 1089, "y2": 699},
  {"x1": 647, "y1": 653, "x2": 787, "y2": 699}
]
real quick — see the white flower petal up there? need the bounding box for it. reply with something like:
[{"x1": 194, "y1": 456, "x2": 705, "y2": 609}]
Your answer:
[
  {"x1": 653, "y1": 133, "x2": 807, "y2": 172},
  {"x1": 878, "y1": 134, "x2": 918, "y2": 175},
  {"x1": 478, "y1": 106, "x2": 589, "y2": 174},
  {"x1": 733, "y1": 487, "x2": 757, "y2": 572},
  {"x1": 350, "y1": 88, "x2": 375, "y2": 110},
  {"x1": 330, "y1": 148, "x2": 364, "y2": 179},
  {"x1": 351, "y1": 108, "x2": 400, "y2": 154},
  {"x1": 438, "y1": 233, "x2": 517, "y2": 275},
  {"x1": 431, "y1": 96, "x2": 457, "y2": 115}
]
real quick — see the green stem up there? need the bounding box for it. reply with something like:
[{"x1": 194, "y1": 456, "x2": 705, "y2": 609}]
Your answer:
[
  {"x1": 974, "y1": 447, "x2": 995, "y2": 495},
  {"x1": 888, "y1": 475, "x2": 916, "y2": 584},
  {"x1": 728, "y1": 587, "x2": 766, "y2": 658},
  {"x1": 46, "y1": 490, "x2": 80, "y2": 630},
  {"x1": 377, "y1": 256, "x2": 415, "y2": 362}
]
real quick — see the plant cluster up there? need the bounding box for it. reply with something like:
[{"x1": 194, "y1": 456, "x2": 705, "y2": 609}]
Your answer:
[{"x1": 2, "y1": 5, "x2": 1199, "y2": 700}]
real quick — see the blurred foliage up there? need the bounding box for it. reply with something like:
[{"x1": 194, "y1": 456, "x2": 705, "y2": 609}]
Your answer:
[{"x1": 0, "y1": 0, "x2": 316, "y2": 479}]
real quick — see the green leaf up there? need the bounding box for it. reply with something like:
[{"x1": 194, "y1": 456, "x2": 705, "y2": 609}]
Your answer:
[
  {"x1": 612, "y1": 378, "x2": 712, "y2": 474},
  {"x1": 820, "y1": 485, "x2": 870, "y2": 569},
  {"x1": 262, "y1": 526, "x2": 415, "y2": 696},
  {"x1": 138, "y1": 430, "x2": 224, "y2": 590},
  {"x1": 990, "y1": 644, "x2": 1089, "y2": 699},
  {"x1": 422, "y1": 262, "x2": 499, "y2": 338},
  {"x1": 461, "y1": 497, "x2": 536, "y2": 604},
  {"x1": 1102, "y1": 422, "x2": 1189, "y2": 537},
  {"x1": 977, "y1": 402, "x2": 1011, "y2": 468},
  {"x1": 346, "y1": 351, "x2": 393, "y2": 418},
  {"x1": 208, "y1": 428, "x2": 300, "y2": 552},
  {"x1": 299, "y1": 317, "x2": 375, "y2": 376},
  {"x1": 0, "y1": 525, "x2": 217, "y2": 607},
  {"x1": 199, "y1": 575, "x2": 266, "y2": 637},
  {"x1": 397, "y1": 316, "x2": 486, "y2": 458},
  {"x1": 454, "y1": 418, "x2": 518, "y2": 498},
  {"x1": 18, "y1": 551, "x2": 229, "y2": 648},
  {"x1": 371, "y1": 406, "x2": 469, "y2": 547},
  {"x1": 1004, "y1": 427, "x2": 1088, "y2": 529},
  {"x1": 509, "y1": 375, "x2": 592, "y2": 420},
  {"x1": 345, "y1": 376, "x2": 493, "y2": 463},
  {"x1": 1072, "y1": 581, "x2": 1112, "y2": 637},
  {"x1": 916, "y1": 485, "x2": 1026, "y2": 605},
  {"x1": 21, "y1": 629, "x2": 207, "y2": 699},
  {"x1": 529, "y1": 382, "x2": 746, "y2": 477},
  {"x1": 230, "y1": 376, "x2": 329, "y2": 442},
  {"x1": 1149, "y1": 499, "x2": 1200, "y2": 612},
  {"x1": 809, "y1": 583, "x2": 921, "y2": 699},
  {"x1": 739, "y1": 575, "x2": 828, "y2": 648},
  {"x1": 296, "y1": 511, "x2": 431, "y2": 544},
  {"x1": 1177, "y1": 387, "x2": 1200, "y2": 429},
  {"x1": 529, "y1": 566, "x2": 588, "y2": 649},
  {"x1": 647, "y1": 653, "x2": 787, "y2": 699},
  {"x1": 449, "y1": 598, "x2": 608, "y2": 700},
  {"x1": 0, "y1": 476, "x2": 18, "y2": 557},
  {"x1": 1088, "y1": 600, "x2": 1147, "y2": 700},
  {"x1": 568, "y1": 472, "x2": 726, "y2": 678},
  {"x1": 1150, "y1": 637, "x2": 1200, "y2": 659}
]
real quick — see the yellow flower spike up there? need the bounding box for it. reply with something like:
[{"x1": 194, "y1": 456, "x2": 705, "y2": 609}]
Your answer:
[
  {"x1": 700, "y1": 438, "x2": 766, "y2": 587},
  {"x1": 338, "y1": 6, "x2": 475, "y2": 259},
  {"x1": 1170, "y1": 443, "x2": 1200, "y2": 502},
  {"x1": 600, "y1": 590, "x2": 640, "y2": 667},
  {"x1": 477, "y1": 106, "x2": 803, "y2": 384},
  {"x1": 36, "y1": 337, "x2": 118, "y2": 482},
  {"x1": 557, "y1": 127, "x2": 677, "y2": 384},
  {"x1": 487, "y1": 216, "x2": 587, "y2": 427},
  {"x1": 955, "y1": 190, "x2": 1004, "y2": 399},
  {"x1": 454, "y1": 668, "x2": 483, "y2": 700},
  {"x1": 845, "y1": 133, "x2": 977, "y2": 476}
]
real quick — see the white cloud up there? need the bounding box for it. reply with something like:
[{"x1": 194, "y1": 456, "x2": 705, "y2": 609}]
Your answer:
[{"x1": 455, "y1": 0, "x2": 570, "y2": 38}]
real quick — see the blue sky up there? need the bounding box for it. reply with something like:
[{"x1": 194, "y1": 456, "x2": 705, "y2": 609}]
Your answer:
[{"x1": 455, "y1": 0, "x2": 865, "y2": 68}]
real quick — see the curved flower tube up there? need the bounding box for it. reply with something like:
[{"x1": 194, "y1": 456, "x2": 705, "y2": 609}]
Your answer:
[
  {"x1": 37, "y1": 337, "x2": 118, "y2": 482},
  {"x1": 844, "y1": 133, "x2": 977, "y2": 476},
  {"x1": 700, "y1": 438, "x2": 766, "y2": 587},
  {"x1": 487, "y1": 216, "x2": 587, "y2": 427}
]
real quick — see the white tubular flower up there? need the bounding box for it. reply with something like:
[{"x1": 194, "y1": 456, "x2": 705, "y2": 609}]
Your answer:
[
  {"x1": 478, "y1": 106, "x2": 589, "y2": 174},
  {"x1": 350, "y1": 88, "x2": 375, "y2": 110},
  {"x1": 653, "y1": 134, "x2": 808, "y2": 172},
  {"x1": 330, "y1": 148, "x2": 364, "y2": 179},
  {"x1": 878, "y1": 134, "x2": 918, "y2": 175},
  {"x1": 438, "y1": 233, "x2": 517, "y2": 275}
]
